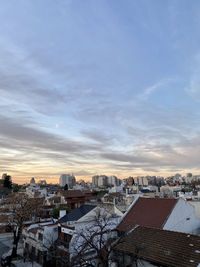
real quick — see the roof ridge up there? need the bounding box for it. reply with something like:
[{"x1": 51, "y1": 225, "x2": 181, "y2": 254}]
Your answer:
[{"x1": 161, "y1": 198, "x2": 178, "y2": 228}]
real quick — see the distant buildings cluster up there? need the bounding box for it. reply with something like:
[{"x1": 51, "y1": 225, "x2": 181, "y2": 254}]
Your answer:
[{"x1": 92, "y1": 175, "x2": 121, "y2": 187}]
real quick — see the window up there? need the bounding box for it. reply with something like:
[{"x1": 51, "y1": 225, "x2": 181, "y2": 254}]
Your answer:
[
  {"x1": 63, "y1": 233, "x2": 72, "y2": 248},
  {"x1": 25, "y1": 243, "x2": 29, "y2": 250},
  {"x1": 31, "y1": 246, "x2": 36, "y2": 258},
  {"x1": 38, "y1": 233, "x2": 43, "y2": 241}
]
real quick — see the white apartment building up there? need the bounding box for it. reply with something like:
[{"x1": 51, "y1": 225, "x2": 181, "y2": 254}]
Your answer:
[
  {"x1": 92, "y1": 175, "x2": 108, "y2": 187},
  {"x1": 108, "y1": 176, "x2": 120, "y2": 186},
  {"x1": 133, "y1": 176, "x2": 148, "y2": 186},
  {"x1": 59, "y1": 174, "x2": 76, "y2": 188},
  {"x1": 92, "y1": 175, "x2": 120, "y2": 187}
]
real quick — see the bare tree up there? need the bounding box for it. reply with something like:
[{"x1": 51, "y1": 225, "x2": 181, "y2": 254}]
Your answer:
[
  {"x1": 70, "y1": 207, "x2": 123, "y2": 267},
  {"x1": 6, "y1": 194, "x2": 43, "y2": 264}
]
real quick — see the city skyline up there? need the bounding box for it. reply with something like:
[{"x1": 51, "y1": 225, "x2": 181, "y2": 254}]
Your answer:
[{"x1": 1, "y1": 1, "x2": 200, "y2": 183}]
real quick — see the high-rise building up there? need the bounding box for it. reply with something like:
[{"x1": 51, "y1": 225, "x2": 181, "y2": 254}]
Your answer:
[
  {"x1": 98, "y1": 175, "x2": 107, "y2": 187},
  {"x1": 59, "y1": 174, "x2": 76, "y2": 188},
  {"x1": 92, "y1": 175, "x2": 99, "y2": 187},
  {"x1": 134, "y1": 176, "x2": 148, "y2": 186},
  {"x1": 92, "y1": 175, "x2": 108, "y2": 187},
  {"x1": 107, "y1": 176, "x2": 120, "y2": 186}
]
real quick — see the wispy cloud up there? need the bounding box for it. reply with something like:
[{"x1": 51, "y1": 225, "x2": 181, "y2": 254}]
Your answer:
[
  {"x1": 137, "y1": 78, "x2": 173, "y2": 101},
  {"x1": 186, "y1": 53, "x2": 200, "y2": 101}
]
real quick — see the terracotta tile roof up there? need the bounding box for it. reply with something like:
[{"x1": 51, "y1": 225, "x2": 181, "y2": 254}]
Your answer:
[
  {"x1": 117, "y1": 197, "x2": 177, "y2": 231},
  {"x1": 60, "y1": 190, "x2": 85, "y2": 198},
  {"x1": 114, "y1": 226, "x2": 200, "y2": 267},
  {"x1": 82, "y1": 190, "x2": 94, "y2": 194}
]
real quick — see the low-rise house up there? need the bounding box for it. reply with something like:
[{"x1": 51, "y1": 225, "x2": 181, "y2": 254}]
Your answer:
[
  {"x1": 26, "y1": 183, "x2": 47, "y2": 198},
  {"x1": 69, "y1": 203, "x2": 123, "y2": 266},
  {"x1": 58, "y1": 204, "x2": 96, "y2": 225},
  {"x1": 39, "y1": 205, "x2": 54, "y2": 218},
  {"x1": 83, "y1": 189, "x2": 97, "y2": 202},
  {"x1": 160, "y1": 185, "x2": 182, "y2": 198},
  {"x1": 45, "y1": 196, "x2": 62, "y2": 207},
  {"x1": 23, "y1": 221, "x2": 58, "y2": 266},
  {"x1": 111, "y1": 226, "x2": 200, "y2": 267},
  {"x1": 102, "y1": 192, "x2": 124, "y2": 204},
  {"x1": 56, "y1": 204, "x2": 96, "y2": 266},
  {"x1": 57, "y1": 190, "x2": 87, "y2": 209},
  {"x1": 56, "y1": 203, "x2": 123, "y2": 266},
  {"x1": 102, "y1": 192, "x2": 140, "y2": 213},
  {"x1": 117, "y1": 197, "x2": 200, "y2": 234}
]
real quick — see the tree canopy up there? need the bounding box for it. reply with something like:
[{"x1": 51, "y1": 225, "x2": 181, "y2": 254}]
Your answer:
[{"x1": 3, "y1": 174, "x2": 12, "y2": 189}]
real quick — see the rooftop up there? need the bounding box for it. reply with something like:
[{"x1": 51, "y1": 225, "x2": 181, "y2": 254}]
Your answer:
[
  {"x1": 115, "y1": 226, "x2": 200, "y2": 267},
  {"x1": 58, "y1": 204, "x2": 96, "y2": 224},
  {"x1": 59, "y1": 190, "x2": 85, "y2": 198},
  {"x1": 117, "y1": 197, "x2": 178, "y2": 231}
]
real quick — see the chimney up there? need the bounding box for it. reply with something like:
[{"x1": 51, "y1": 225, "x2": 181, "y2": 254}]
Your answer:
[{"x1": 59, "y1": 210, "x2": 66, "y2": 219}]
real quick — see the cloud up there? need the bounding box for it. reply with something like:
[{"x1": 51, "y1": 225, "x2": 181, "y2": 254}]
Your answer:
[
  {"x1": 98, "y1": 132, "x2": 200, "y2": 172},
  {"x1": 0, "y1": 43, "x2": 66, "y2": 115},
  {"x1": 0, "y1": 40, "x2": 107, "y2": 118},
  {"x1": 186, "y1": 54, "x2": 200, "y2": 100},
  {"x1": 137, "y1": 78, "x2": 174, "y2": 101},
  {"x1": 0, "y1": 115, "x2": 111, "y2": 180},
  {"x1": 74, "y1": 170, "x2": 94, "y2": 176},
  {"x1": 81, "y1": 129, "x2": 114, "y2": 144},
  {"x1": 0, "y1": 115, "x2": 104, "y2": 162}
]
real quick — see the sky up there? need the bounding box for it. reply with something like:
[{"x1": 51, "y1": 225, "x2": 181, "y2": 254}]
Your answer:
[{"x1": 1, "y1": 0, "x2": 200, "y2": 183}]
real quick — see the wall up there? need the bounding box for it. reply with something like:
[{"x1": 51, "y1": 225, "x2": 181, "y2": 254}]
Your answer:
[
  {"x1": 43, "y1": 225, "x2": 58, "y2": 248},
  {"x1": 164, "y1": 198, "x2": 200, "y2": 234},
  {"x1": 190, "y1": 201, "x2": 200, "y2": 217}
]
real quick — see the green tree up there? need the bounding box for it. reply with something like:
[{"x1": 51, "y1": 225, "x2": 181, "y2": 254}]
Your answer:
[
  {"x1": 12, "y1": 184, "x2": 21, "y2": 192},
  {"x1": 52, "y1": 207, "x2": 60, "y2": 219},
  {"x1": 64, "y1": 184, "x2": 68, "y2": 190},
  {"x1": 3, "y1": 175, "x2": 12, "y2": 189}
]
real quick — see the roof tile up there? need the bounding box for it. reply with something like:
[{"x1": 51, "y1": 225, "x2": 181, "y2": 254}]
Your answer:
[
  {"x1": 114, "y1": 226, "x2": 200, "y2": 267},
  {"x1": 117, "y1": 197, "x2": 177, "y2": 231}
]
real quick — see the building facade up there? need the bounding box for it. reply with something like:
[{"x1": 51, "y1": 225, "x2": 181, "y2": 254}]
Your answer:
[{"x1": 59, "y1": 174, "x2": 76, "y2": 188}]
